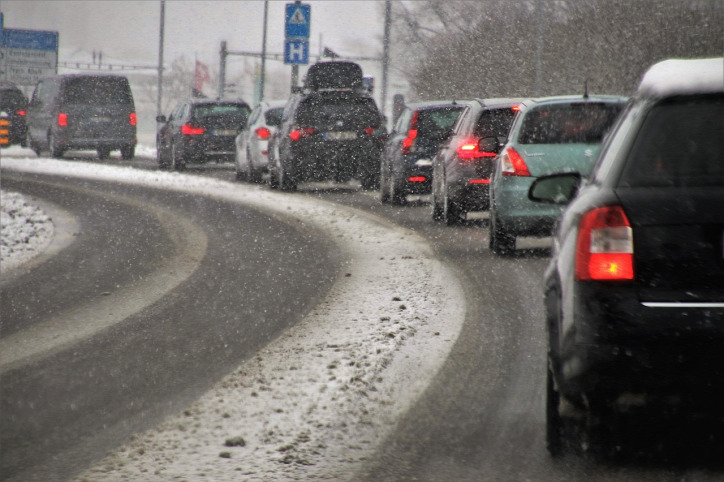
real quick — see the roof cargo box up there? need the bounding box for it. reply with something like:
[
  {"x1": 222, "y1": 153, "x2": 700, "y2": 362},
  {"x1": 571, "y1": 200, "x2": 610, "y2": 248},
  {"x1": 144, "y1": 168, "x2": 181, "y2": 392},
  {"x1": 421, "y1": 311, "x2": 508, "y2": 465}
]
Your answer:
[{"x1": 304, "y1": 61, "x2": 363, "y2": 91}]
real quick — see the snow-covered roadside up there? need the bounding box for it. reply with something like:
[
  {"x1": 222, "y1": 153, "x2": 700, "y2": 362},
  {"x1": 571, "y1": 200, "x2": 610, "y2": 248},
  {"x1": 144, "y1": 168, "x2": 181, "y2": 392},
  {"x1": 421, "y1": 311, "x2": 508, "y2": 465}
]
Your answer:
[
  {"x1": 0, "y1": 190, "x2": 55, "y2": 271},
  {"x1": 2, "y1": 156, "x2": 466, "y2": 481}
]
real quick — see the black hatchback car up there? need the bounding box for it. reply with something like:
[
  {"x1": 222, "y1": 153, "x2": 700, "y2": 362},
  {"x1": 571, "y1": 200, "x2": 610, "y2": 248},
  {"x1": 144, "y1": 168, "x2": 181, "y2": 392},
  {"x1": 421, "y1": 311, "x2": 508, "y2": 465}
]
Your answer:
[
  {"x1": 529, "y1": 58, "x2": 724, "y2": 456},
  {"x1": 269, "y1": 61, "x2": 384, "y2": 191},
  {"x1": 380, "y1": 101, "x2": 464, "y2": 205},
  {"x1": 431, "y1": 98, "x2": 522, "y2": 225},
  {"x1": 0, "y1": 81, "x2": 28, "y2": 148},
  {"x1": 156, "y1": 98, "x2": 251, "y2": 170}
]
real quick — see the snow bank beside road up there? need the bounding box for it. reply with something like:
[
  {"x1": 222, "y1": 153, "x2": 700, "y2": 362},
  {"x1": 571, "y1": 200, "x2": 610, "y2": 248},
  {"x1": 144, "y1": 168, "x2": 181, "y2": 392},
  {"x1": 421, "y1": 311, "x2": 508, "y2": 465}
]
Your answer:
[
  {"x1": 2, "y1": 157, "x2": 466, "y2": 481},
  {"x1": 0, "y1": 190, "x2": 54, "y2": 271}
]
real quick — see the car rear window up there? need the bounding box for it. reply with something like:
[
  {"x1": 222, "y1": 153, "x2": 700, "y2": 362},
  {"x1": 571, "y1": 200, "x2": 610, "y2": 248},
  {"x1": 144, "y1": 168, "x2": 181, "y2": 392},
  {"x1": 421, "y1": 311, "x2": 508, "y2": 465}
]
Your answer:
[
  {"x1": 474, "y1": 108, "x2": 517, "y2": 139},
  {"x1": 62, "y1": 77, "x2": 134, "y2": 105},
  {"x1": 416, "y1": 107, "x2": 463, "y2": 137},
  {"x1": 296, "y1": 96, "x2": 380, "y2": 128},
  {"x1": 518, "y1": 102, "x2": 622, "y2": 144},
  {"x1": 618, "y1": 95, "x2": 724, "y2": 188},
  {"x1": 264, "y1": 107, "x2": 284, "y2": 126},
  {"x1": 194, "y1": 103, "x2": 251, "y2": 122},
  {"x1": 0, "y1": 89, "x2": 27, "y2": 109}
]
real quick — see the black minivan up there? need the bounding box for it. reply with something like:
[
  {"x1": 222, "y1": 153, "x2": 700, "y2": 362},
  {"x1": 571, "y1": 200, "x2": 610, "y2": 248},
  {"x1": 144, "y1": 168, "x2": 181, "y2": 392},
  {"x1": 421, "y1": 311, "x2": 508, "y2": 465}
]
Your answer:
[{"x1": 27, "y1": 74, "x2": 137, "y2": 160}]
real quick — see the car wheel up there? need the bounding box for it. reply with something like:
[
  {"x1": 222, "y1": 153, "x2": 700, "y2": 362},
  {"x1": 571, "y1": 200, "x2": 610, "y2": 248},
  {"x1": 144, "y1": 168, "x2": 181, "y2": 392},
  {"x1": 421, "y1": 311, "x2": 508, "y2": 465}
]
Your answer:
[
  {"x1": 380, "y1": 160, "x2": 391, "y2": 204},
  {"x1": 247, "y1": 149, "x2": 262, "y2": 183},
  {"x1": 389, "y1": 171, "x2": 406, "y2": 205},
  {"x1": 157, "y1": 144, "x2": 169, "y2": 170},
  {"x1": 49, "y1": 132, "x2": 64, "y2": 159},
  {"x1": 546, "y1": 364, "x2": 564, "y2": 457},
  {"x1": 171, "y1": 144, "x2": 186, "y2": 171},
  {"x1": 29, "y1": 135, "x2": 41, "y2": 156},
  {"x1": 442, "y1": 177, "x2": 461, "y2": 225},
  {"x1": 97, "y1": 147, "x2": 111, "y2": 160},
  {"x1": 121, "y1": 145, "x2": 135, "y2": 160},
  {"x1": 489, "y1": 208, "x2": 516, "y2": 254},
  {"x1": 278, "y1": 160, "x2": 297, "y2": 192}
]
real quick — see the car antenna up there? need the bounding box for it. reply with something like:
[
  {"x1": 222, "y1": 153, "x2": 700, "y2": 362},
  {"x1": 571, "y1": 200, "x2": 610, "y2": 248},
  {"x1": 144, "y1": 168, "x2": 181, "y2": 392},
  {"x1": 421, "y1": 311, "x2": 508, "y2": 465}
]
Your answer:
[{"x1": 583, "y1": 79, "x2": 590, "y2": 99}]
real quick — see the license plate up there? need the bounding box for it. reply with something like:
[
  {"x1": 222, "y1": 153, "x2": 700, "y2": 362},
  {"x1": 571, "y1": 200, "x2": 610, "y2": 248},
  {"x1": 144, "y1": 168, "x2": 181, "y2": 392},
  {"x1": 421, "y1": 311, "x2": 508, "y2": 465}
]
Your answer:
[
  {"x1": 325, "y1": 131, "x2": 356, "y2": 141},
  {"x1": 213, "y1": 129, "x2": 236, "y2": 136}
]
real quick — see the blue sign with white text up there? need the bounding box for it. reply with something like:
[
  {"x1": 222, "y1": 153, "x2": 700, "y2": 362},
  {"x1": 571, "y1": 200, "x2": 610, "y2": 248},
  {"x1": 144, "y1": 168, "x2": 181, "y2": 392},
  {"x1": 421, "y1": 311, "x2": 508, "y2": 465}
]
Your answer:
[
  {"x1": 284, "y1": 39, "x2": 309, "y2": 65},
  {"x1": 3, "y1": 28, "x2": 58, "y2": 51},
  {"x1": 285, "y1": 3, "x2": 311, "y2": 39}
]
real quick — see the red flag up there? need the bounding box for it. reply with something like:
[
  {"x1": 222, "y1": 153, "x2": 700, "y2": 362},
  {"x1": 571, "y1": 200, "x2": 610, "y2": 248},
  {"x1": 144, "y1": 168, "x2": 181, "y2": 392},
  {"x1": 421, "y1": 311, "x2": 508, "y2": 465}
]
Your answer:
[{"x1": 194, "y1": 60, "x2": 211, "y2": 92}]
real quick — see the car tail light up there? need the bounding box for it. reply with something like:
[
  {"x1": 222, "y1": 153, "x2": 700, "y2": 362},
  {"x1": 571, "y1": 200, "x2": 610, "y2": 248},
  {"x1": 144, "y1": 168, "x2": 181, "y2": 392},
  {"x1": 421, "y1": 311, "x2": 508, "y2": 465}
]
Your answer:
[
  {"x1": 456, "y1": 138, "x2": 497, "y2": 161},
  {"x1": 58, "y1": 113, "x2": 68, "y2": 127},
  {"x1": 255, "y1": 127, "x2": 271, "y2": 139},
  {"x1": 500, "y1": 146, "x2": 531, "y2": 176},
  {"x1": 17, "y1": 110, "x2": 26, "y2": 116},
  {"x1": 289, "y1": 127, "x2": 315, "y2": 141},
  {"x1": 401, "y1": 110, "x2": 419, "y2": 154},
  {"x1": 129, "y1": 113, "x2": 137, "y2": 126},
  {"x1": 181, "y1": 123, "x2": 204, "y2": 135},
  {"x1": 364, "y1": 127, "x2": 375, "y2": 136},
  {"x1": 575, "y1": 205, "x2": 634, "y2": 281},
  {"x1": 468, "y1": 179, "x2": 490, "y2": 184}
]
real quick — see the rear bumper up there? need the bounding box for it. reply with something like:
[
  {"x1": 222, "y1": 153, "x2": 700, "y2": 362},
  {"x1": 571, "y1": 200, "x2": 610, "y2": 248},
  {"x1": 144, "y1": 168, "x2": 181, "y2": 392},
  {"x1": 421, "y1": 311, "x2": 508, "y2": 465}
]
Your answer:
[{"x1": 559, "y1": 281, "x2": 724, "y2": 402}]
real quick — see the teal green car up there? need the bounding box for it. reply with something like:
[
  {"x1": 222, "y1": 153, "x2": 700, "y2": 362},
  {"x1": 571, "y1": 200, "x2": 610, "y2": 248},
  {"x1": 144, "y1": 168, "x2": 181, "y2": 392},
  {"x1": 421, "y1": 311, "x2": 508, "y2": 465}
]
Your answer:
[{"x1": 488, "y1": 95, "x2": 627, "y2": 254}]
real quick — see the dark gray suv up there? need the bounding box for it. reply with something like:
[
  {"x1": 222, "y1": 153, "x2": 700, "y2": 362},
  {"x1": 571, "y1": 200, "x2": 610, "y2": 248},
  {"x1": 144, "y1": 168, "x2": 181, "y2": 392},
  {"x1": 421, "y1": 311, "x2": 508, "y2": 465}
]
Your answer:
[{"x1": 27, "y1": 74, "x2": 137, "y2": 160}]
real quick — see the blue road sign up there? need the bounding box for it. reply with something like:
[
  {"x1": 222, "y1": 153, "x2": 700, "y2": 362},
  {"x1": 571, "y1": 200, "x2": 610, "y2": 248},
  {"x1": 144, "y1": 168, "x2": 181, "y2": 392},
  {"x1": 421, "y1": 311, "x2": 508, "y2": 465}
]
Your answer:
[
  {"x1": 285, "y1": 3, "x2": 311, "y2": 39},
  {"x1": 284, "y1": 39, "x2": 309, "y2": 65},
  {"x1": 3, "y1": 28, "x2": 58, "y2": 51}
]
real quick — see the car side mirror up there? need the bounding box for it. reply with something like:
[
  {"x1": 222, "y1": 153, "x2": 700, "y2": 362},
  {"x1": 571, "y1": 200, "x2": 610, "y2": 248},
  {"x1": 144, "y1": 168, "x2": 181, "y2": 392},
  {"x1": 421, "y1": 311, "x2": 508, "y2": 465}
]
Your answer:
[
  {"x1": 528, "y1": 172, "x2": 583, "y2": 205},
  {"x1": 479, "y1": 136, "x2": 501, "y2": 154},
  {"x1": 156, "y1": 115, "x2": 167, "y2": 123}
]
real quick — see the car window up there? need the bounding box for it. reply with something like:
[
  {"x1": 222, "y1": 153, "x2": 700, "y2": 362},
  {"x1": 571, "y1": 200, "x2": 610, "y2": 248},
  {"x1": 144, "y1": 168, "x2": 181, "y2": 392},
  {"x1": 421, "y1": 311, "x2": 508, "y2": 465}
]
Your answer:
[
  {"x1": 264, "y1": 107, "x2": 284, "y2": 127},
  {"x1": 518, "y1": 102, "x2": 623, "y2": 144},
  {"x1": 61, "y1": 77, "x2": 134, "y2": 105},
  {"x1": 416, "y1": 107, "x2": 463, "y2": 137},
  {"x1": 296, "y1": 96, "x2": 380, "y2": 128},
  {"x1": 618, "y1": 95, "x2": 724, "y2": 187},
  {"x1": 0, "y1": 89, "x2": 27, "y2": 109},
  {"x1": 473, "y1": 108, "x2": 517, "y2": 139}
]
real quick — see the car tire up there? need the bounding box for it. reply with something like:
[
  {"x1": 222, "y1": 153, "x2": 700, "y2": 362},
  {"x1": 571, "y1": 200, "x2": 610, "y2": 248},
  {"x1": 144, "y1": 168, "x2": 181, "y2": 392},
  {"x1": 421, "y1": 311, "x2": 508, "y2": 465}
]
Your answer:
[
  {"x1": 97, "y1": 147, "x2": 111, "y2": 160},
  {"x1": 489, "y1": 208, "x2": 516, "y2": 254},
  {"x1": 171, "y1": 144, "x2": 186, "y2": 171},
  {"x1": 278, "y1": 161, "x2": 297, "y2": 192},
  {"x1": 121, "y1": 145, "x2": 135, "y2": 160},
  {"x1": 442, "y1": 177, "x2": 461, "y2": 225},
  {"x1": 389, "y1": 172, "x2": 406, "y2": 205},
  {"x1": 546, "y1": 364, "x2": 564, "y2": 457},
  {"x1": 49, "y1": 132, "x2": 64, "y2": 159},
  {"x1": 380, "y1": 161, "x2": 391, "y2": 204}
]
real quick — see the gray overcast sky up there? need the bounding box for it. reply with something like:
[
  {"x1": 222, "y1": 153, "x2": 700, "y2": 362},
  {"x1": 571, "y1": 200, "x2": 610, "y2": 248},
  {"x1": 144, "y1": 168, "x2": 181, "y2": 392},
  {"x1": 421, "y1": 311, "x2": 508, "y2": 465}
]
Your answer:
[{"x1": 1, "y1": 1, "x2": 384, "y2": 68}]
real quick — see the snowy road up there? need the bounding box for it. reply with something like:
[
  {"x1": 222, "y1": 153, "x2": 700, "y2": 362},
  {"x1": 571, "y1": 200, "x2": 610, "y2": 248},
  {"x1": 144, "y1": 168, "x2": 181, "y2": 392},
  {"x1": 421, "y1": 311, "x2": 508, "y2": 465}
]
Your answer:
[{"x1": 1, "y1": 156, "x2": 465, "y2": 481}]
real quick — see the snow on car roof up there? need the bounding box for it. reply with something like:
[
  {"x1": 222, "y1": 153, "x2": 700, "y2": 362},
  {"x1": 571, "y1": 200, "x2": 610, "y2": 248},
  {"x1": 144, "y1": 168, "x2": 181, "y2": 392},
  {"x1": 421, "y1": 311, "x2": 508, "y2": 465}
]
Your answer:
[{"x1": 637, "y1": 57, "x2": 724, "y2": 98}]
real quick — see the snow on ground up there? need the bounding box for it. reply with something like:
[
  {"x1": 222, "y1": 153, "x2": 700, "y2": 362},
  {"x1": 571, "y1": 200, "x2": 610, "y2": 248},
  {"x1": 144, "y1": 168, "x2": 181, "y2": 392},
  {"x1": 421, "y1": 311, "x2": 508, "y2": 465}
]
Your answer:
[
  {"x1": 0, "y1": 190, "x2": 55, "y2": 271},
  {"x1": 1, "y1": 154, "x2": 466, "y2": 481}
]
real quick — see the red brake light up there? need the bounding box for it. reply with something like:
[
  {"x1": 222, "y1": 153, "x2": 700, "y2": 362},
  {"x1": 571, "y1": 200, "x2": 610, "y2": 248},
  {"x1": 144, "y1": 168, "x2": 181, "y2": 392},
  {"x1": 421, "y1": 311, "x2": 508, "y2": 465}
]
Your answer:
[
  {"x1": 129, "y1": 113, "x2": 137, "y2": 126},
  {"x1": 364, "y1": 127, "x2": 375, "y2": 136},
  {"x1": 289, "y1": 127, "x2": 315, "y2": 141},
  {"x1": 408, "y1": 176, "x2": 427, "y2": 182},
  {"x1": 17, "y1": 110, "x2": 26, "y2": 116},
  {"x1": 456, "y1": 138, "x2": 497, "y2": 160},
  {"x1": 58, "y1": 113, "x2": 68, "y2": 127},
  {"x1": 181, "y1": 123, "x2": 204, "y2": 135},
  {"x1": 401, "y1": 110, "x2": 419, "y2": 154},
  {"x1": 575, "y1": 205, "x2": 634, "y2": 281},
  {"x1": 255, "y1": 126, "x2": 271, "y2": 140},
  {"x1": 512, "y1": 105, "x2": 520, "y2": 112},
  {"x1": 501, "y1": 146, "x2": 531, "y2": 176}
]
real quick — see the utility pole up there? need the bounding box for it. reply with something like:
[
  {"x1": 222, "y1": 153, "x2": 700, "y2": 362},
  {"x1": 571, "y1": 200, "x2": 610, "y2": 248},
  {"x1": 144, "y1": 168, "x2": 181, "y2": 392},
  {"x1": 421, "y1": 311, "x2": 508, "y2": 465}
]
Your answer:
[
  {"x1": 157, "y1": 0, "x2": 165, "y2": 117},
  {"x1": 381, "y1": 0, "x2": 391, "y2": 116},
  {"x1": 219, "y1": 41, "x2": 227, "y2": 99},
  {"x1": 260, "y1": 1, "x2": 269, "y2": 101}
]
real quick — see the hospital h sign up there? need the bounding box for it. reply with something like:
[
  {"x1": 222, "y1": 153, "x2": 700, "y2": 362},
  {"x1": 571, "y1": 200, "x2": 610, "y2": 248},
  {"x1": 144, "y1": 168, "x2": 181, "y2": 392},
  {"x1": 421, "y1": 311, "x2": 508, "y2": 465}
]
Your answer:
[{"x1": 284, "y1": 2, "x2": 310, "y2": 65}]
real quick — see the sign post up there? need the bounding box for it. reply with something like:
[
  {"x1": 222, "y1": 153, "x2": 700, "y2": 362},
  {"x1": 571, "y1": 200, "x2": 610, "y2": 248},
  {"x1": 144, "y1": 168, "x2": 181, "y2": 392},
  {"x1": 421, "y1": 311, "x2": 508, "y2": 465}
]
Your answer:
[
  {"x1": 284, "y1": 2, "x2": 310, "y2": 91},
  {"x1": 0, "y1": 27, "x2": 59, "y2": 86}
]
